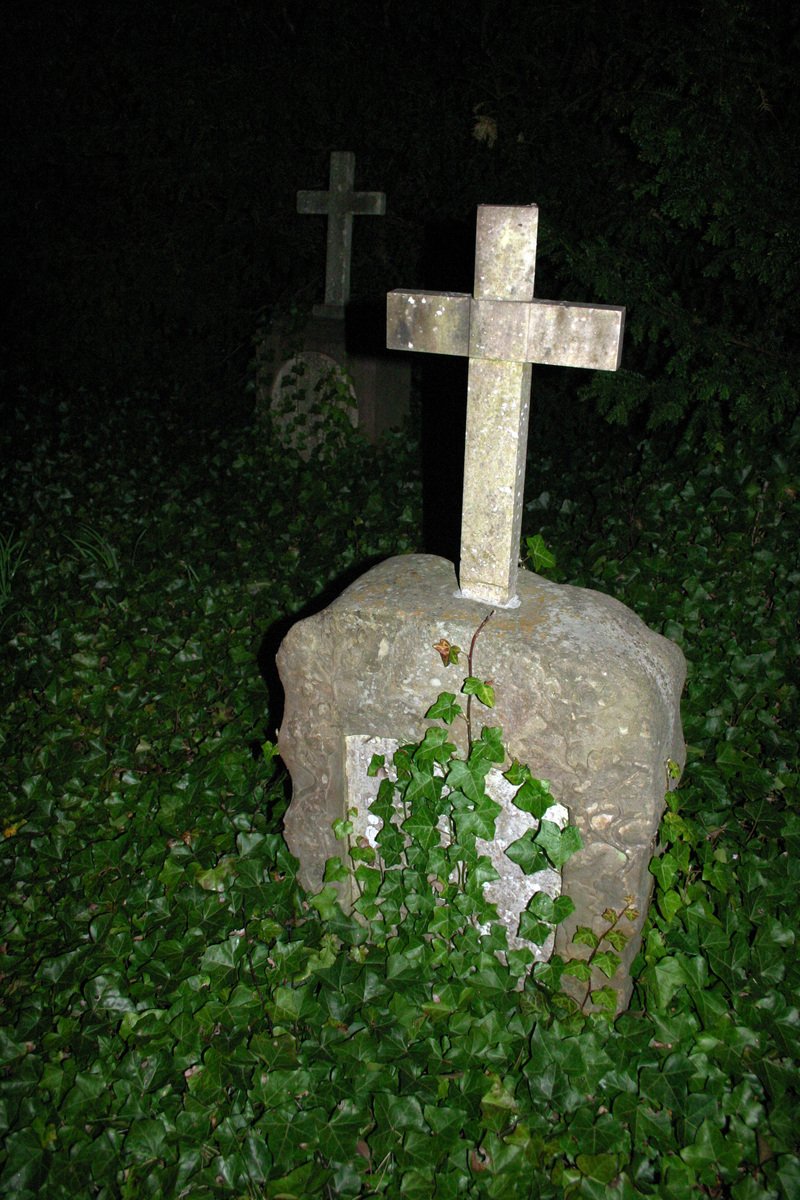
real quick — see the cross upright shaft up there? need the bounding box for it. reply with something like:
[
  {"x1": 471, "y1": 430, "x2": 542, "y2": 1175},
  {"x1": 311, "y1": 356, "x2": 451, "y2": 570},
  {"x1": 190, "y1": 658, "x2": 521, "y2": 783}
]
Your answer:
[{"x1": 387, "y1": 205, "x2": 625, "y2": 607}]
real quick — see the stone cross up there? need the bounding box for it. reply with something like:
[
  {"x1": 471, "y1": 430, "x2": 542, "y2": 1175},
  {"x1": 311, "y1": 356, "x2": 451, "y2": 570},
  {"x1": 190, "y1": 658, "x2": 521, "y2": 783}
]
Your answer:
[
  {"x1": 387, "y1": 205, "x2": 625, "y2": 607},
  {"x1": 298, "y1": 151, "x2": 386, "y2": 319}
]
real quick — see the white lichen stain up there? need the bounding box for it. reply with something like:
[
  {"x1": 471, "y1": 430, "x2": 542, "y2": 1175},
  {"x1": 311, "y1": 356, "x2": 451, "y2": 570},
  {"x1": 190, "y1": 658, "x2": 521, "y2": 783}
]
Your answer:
[{"x1": 591, "y1": 812, "x2": 614, "y2": 832}]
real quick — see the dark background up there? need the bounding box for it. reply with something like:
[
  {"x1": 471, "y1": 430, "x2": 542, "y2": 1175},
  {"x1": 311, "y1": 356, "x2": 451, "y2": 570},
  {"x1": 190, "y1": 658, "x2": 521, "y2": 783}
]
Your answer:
[{"x1": 3, "y1": 0, "x2": 798, "y2": 441}]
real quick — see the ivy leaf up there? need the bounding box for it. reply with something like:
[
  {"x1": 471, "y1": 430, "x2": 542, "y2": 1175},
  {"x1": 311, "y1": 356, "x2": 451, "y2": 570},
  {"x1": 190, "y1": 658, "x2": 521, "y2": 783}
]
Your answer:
[
  {"x1": 563, "y1": 959, "x2": 592, "y2": 980},
  {"x1": 504, "y1": 761, "x2": 553, "y2": 817},
  {"x1": 589, "y1": 987, "x2": 618, "y2": 1014},
  {"x1": 321, "y1": 1097, "x2": 368, "y2": 1161},
  {"x1": 572, "y1": 926, "x2": 600, "y2": 950},
  {"x1": 535, "y1": 820, "x2": 582, "y2": 868},
  {"x1": 553, "y1": 895, "x2": 576, "y2": 924},
  {"x1": 125, "y1": 1117, "x2": 170, "y2": 1161},
  {"x1": 593, "y1": 951, "x2": 621, "y2": 978},
  {"x1": 308, "y1": 885, "x2": 341, "y2": 921},
  {"x1": 517, "y1": 914, "x2": 552, "y2": 945},
  {"x1": 425, "y1": 692, "x2": 462, "y2": 724},
  {"x1": 452, "y1": 794, "x2": 502, "y2": 840},
  {"x1": 403, "y1": 766, "x2": 444, "y2": 808},
  {"x1": 195, "y1": 856, "x2": 236, "y2": 892},
  {"x1": 471, "y1": 725, "x2": 505, "y2": 766},
  {"x1": 462, "y1": 676, "x2": 495, "y2": 708},
  {"x1": 432, "y1": 638, "x2": 461, "y2": 666},
  {"x1": 373, "y1": 1092, "x2": 428, "y2": 1135},
  {"x1": 413, "y1": 725, "x2": 456, "y2": 769},
  {"x1": 471, "y1": 854, "x2": 500, "y2": 887},
  {"x1": 525, "y1": 533, "x2": 557, "y2": 573},
  {"x1": 527, "y1": 891, "x2": 556, "y2": 923},
  {"x1": 402, "y1": 805, "x2": 442, "y2": 851},
  {"x1": 446, "y1": 757, "x2": 489, "y2": 804},
  {"x1": 505, "y1": 833, "x2": 549, "y2": 875},
  {"x1": 375, "y1": 822, "x2": 405, "y2": 867},
  {"x1": 367, "y1": 753, "x2": 386, "y2": 777},
  {"x1": 644, "y1": 955, "x2": 688, "y2": 1010},
  {"x1": 650, "y1": 849, "x2": 679, "y2": 889},
  {"x1": 681, "y1": 1116, "x2": 744, "y2": 1175},
  {"x1": 370, "y1": 777, "x2": 398, "y2": 823},
  {"x1": 323, "y1": 856, "x2": 349, "y2": 883}
]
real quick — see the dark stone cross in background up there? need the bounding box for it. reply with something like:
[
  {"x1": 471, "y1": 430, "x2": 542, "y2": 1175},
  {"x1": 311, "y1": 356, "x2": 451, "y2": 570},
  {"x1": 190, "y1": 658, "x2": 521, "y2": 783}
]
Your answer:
[
  {"x1": 297, "y1": 150, "x2": 386, "y2": 319},
  {"x1": 258, "y1": 151, "x2": 408, "y2": 448}
]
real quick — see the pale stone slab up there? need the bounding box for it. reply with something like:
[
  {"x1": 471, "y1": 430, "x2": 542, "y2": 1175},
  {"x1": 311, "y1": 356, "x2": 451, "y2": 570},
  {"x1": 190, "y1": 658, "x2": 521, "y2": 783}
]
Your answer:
[
  {"x1": 270, "y1": 351, "x2": 357, "y2": 456},
  {"x1": 278, "y1": 554, "x2": 686, "y2": 1011},
  {"x1": 253, "y1": 313, "x2": 410, "y2": 449},
  {"x1": 344, "y1": 734, "x2": 567, "y2": 962},
  {"x1": 386, "y1": 205, "x2": 626, "y2": 608}
]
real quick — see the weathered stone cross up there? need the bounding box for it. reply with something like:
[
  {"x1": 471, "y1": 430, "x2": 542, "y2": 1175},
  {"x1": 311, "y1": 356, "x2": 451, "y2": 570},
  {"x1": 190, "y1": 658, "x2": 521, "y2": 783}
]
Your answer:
[
  {"x1": 387, "y1": 205, "x2": 625, "y2": 607},
  {"x1": 297, "y1": 151, "x2": 386, "y2": 319}
]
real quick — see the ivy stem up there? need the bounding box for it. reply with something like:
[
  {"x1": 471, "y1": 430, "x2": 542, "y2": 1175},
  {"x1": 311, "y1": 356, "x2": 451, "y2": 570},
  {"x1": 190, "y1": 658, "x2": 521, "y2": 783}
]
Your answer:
[
  {"x1": 579, "y1": 900, "x2": 635, "y2": 1012},
  {"x1": 464, "y1": 609, "x2": 494, "y2": 753}
]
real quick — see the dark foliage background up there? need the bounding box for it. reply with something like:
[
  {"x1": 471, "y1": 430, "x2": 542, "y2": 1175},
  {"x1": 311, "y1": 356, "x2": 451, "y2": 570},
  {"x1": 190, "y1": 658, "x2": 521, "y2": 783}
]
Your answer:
[{"x1": 4, "y1": 0, "x2": 798, "y2": 438}]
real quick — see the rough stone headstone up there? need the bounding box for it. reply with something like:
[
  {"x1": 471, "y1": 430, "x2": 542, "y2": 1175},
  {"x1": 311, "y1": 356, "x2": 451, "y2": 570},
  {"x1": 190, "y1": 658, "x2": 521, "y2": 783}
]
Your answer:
[
  {"x1": 277, "y1": 205, "x2": 686, "y2": 1011},
  {"x1": 255, "y1": 152, "x2": 410, "y2": 447},
  {"x1": 278, "y1": 557, "x2": 685, "y2": 1010}
]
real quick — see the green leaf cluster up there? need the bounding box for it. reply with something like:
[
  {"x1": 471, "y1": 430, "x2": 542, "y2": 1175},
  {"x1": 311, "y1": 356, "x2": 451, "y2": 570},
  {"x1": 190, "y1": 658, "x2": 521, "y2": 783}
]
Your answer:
[
  {"x1": 331, "y1": 672, "x2": 577, "y2": 959},
  {"x1": 1, "y1": 389, "x2": 798, "y2": 1196}
]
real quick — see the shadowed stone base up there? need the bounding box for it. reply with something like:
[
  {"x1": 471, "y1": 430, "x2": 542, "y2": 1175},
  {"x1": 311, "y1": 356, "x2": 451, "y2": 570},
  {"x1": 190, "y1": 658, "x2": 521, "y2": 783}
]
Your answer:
[{"x1": 277, "y1": 554, "x2": 686, "y2": 1011}]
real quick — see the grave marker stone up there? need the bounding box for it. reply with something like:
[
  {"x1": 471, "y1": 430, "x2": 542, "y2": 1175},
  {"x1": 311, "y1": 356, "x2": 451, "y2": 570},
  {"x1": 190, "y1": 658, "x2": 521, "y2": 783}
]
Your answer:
[
  {"x1": 256, "y1": 152, "x2": 409, "y2": 447},
  {"x1": 277, "y1": 205, "x2": 686, "y2": 1011}
]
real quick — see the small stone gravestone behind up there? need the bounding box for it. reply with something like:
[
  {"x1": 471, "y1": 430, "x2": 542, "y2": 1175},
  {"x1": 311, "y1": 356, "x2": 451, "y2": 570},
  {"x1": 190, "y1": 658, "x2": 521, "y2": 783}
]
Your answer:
[
  {"x1": 277, "y1": 205, "x2": 686, "y2": 1011},
  {"x1": 257, "y1": 151, "x2": 410, "y2": 450}
]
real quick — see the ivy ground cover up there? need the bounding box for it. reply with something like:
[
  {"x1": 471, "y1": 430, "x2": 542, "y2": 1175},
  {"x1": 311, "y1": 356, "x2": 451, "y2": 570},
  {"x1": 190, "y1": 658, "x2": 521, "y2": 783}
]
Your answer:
[{"x1": 1, "y1": 390, "x2": 798, "y2": 1197}]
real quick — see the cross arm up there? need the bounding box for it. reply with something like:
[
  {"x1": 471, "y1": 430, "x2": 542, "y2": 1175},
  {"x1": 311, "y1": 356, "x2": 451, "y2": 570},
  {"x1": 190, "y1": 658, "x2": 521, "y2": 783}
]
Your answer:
[
  {"x1": 388, "y1": 290, "x2": 625, "y2": 372},
  {"x1": 387, "y1": 291, "x2": 472, "y2": 355},
  {"x1": 297, "y1": 191, "x2": 331, "y2": 215},
  {"x1": 297, "y1": 191, "x2": 385, "y2": 216}
]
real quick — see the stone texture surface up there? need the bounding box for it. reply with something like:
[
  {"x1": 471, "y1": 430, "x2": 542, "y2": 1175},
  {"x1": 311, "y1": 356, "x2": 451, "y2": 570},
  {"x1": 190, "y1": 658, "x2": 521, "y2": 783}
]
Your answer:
[{"x1": 277, "y1": 554, "x2": 686, "y2": 1010}]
